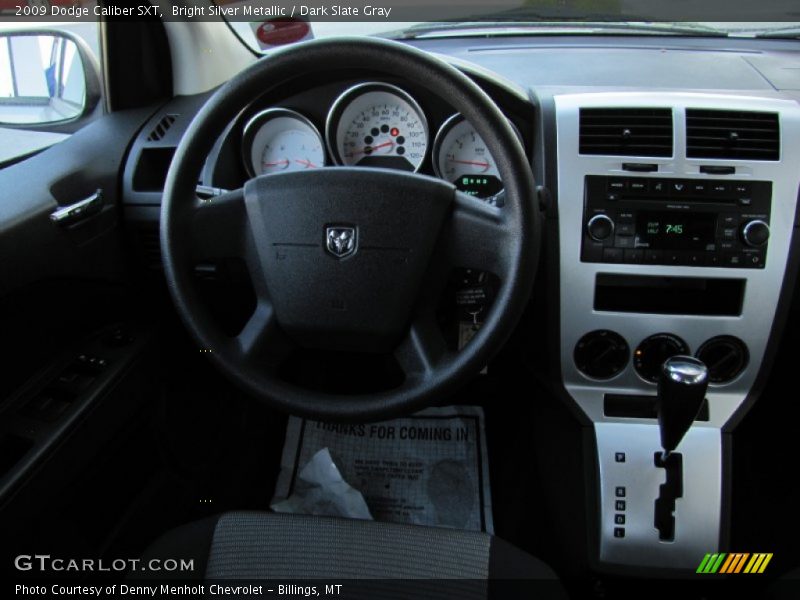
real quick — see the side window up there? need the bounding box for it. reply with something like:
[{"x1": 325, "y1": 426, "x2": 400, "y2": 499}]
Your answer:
[{"x1": 0, "y1": 15, "x2": 102, "y2": 164}]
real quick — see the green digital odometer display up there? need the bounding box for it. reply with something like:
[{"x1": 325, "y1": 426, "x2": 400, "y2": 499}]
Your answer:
[{"x1": 456, "y1": 175, "x2": 503, "y2": 198}]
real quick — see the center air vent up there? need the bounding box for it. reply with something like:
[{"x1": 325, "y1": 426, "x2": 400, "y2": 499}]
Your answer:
[
  {"x1": 579, "y1": 108, "x2": 673, "y2": 157},
  {"x1": 147, "y1": 114, "x2": 177, "y2": 142},
  {"x1": 686, "y1": 109, "x2": 779, "y2": 161}
]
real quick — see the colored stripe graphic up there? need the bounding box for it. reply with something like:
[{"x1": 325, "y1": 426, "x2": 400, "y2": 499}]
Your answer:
[
  {"x1": 697, "y1": 553, "x2": 727, "y2": 573},
  {"x1": 744, "y1": 554, "x2": 774, "y2": 574},
  {"x1": 719, "y1": 553, "x2": 736, "y2": 574},
  {"x1": 719, "y1": 553, "x2": 749, "y2": 574},
  {"x1": 698, "y1": 553, "x2": 773, "y2": 574},
  {"x1": 744, "y1": 554, "x2": 760, "y2": 573},
  {"x1": 696, "y1": 554, "x2": 713, "y2": 573}
]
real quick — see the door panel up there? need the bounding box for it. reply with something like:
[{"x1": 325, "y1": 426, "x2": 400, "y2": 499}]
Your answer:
[{"x1": 0, "y1": 106, "x2": 158, "y2": 397}]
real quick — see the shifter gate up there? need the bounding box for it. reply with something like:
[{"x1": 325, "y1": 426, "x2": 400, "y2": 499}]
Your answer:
[{"x1": 654, "y1": 451, "x2": 684, "y2": 541}]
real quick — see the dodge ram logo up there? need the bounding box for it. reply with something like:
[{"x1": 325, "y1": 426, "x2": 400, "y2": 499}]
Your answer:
[{"x1": 325, "y1": 226, "x2": 357, "y2": 258}]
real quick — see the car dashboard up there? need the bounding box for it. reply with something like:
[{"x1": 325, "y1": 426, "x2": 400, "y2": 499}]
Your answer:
[
  {"x1": 124, "y1": 66, "x2": 534, "y2": 207},
  {"x1": 120, "y1": 33, "x2": 800, "y2": 577}
]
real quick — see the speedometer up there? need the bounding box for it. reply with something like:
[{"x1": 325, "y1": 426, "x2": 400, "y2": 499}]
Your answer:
[
  {"x1": 242, "y1": 108, "x2": 325, "y2": 177},
  {"x1": 326, "y1": 82, "x2": 428, "y2": 172},
  {"x1": 432, "y1": 114, "x2": 517, "y2": 199}
]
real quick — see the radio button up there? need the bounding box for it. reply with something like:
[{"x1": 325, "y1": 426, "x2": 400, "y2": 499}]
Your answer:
[
  {"x1": 670, "y1": 180, "x2": 689, "y2": 194},
  {"x1": 686, "y1": 253, "x2": 705, "y2": 266},
  {"x1": 744, "y1": 252, "x2": 765, "y2": 268},
  {"x1": 734, "y1": 182, "x2": 751, "y2": 195},
  {"x1": 664, "y1": 251, "x2": 686, "y2": 265},
  {"x1": 587, "y1": 214, "x2": 615, "y2": 242},
  {"x1": 629, "y1": 180, "x2": 649, "y2": 193},
  {"x1": 689, "y1": 181, "x2": 708, "y2": 194},
  {"x1": 651, "y1": 180, "x2": 668, "y2": 194},
  {"x1": 616, "y1": 222, "x2": 635, "y2": 236},
  {"x1": 644, "y1": 250, "x2": 662, "y2": 264},
  {"x1": 608, "y1": 179, "x2": 628, "y2": 192},
  {"x1": 624, "y1": 249, "x2": 644, "y2": 264},
  {"x1": 603, "y1": 248, "x2": 624, "y2": 263},
  {"x1": 615, "y1": 235, "x2": 635, "y2": 249},
  {"x1": 723, "y1": 253, "x2": 744, "y2": 267}
]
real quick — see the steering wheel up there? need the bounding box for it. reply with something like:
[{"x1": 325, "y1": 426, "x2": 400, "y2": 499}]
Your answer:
[{"x1": 161, "y1": 37, "x2": 539, "y2": 421}]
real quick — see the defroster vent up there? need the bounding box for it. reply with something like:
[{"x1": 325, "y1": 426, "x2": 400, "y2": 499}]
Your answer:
[{"x1": 147, "y1": 114, "x2": 177, "y2": 142}]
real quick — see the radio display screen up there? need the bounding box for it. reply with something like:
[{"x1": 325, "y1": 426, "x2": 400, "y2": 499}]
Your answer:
[{"x1": 636, "y1": 211, "x2": 718, "y2": 250}]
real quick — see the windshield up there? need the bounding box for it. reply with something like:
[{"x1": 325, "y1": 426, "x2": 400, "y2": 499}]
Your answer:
[{"x1": 212, "y1": 0, "x2": 800, "y2": 53}]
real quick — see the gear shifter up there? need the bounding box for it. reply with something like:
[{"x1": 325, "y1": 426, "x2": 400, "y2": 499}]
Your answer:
[
  {"x1": 657, "y1": 356, "x2": 709, "y2": 459},
  {"x1": 653, "y1": 356, "x2": 708, "y2": 540}
]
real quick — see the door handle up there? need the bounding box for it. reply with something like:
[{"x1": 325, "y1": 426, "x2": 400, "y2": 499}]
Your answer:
[{"x1": 50, "y1": 189, "x2": 103, "y2": 226}]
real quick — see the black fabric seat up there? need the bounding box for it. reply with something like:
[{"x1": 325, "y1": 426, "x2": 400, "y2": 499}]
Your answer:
[{"x1": 139, "y1": 511, "x2": 566, "y2": 598}]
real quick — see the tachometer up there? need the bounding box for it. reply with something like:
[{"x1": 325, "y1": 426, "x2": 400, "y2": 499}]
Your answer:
[
  {"x1": 326, "y1": 82, "x2": 428, "y2": 172},
  {"x1": 432, "y1": 114, "x2": 518, "y2": 200},
  {"x1": 242, "y1": 108, "x2": 325, "y2": 177}
]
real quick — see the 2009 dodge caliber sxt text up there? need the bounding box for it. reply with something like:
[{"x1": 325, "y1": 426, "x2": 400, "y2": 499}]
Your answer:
[{"x1": 1, "y1": 1, "x2": 800, "y2": 599}]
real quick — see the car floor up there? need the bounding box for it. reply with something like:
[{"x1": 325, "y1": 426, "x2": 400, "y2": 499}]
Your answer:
[
  {"x1": 70, "y1": 316, "x2": 567, "y2": 573},
  {"x1": 5, "y1": 296, "x2": 799, "y2": 599}
]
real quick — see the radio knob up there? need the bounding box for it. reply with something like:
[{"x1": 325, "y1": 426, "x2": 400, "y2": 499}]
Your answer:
[
  {"x1": 741, "y1": 220, "x2": 770, "y2": 247},
  {"x1": 587, "y1": 214, "x2": 615, "y2": 242}
]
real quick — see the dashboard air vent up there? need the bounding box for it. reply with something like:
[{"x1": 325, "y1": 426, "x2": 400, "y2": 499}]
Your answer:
[
  {"x1": 137, "y1": 225, "x2": 161, "y2": 271},
  {"x1": 579, "y1": 108, "x2": 673, "y2": 157},
  {"x1": 147, "y1": 114, "x2": 177, "y2": 142},
  {"x1": 686, "y1": 109, "x2": 779, "y2": 161}
]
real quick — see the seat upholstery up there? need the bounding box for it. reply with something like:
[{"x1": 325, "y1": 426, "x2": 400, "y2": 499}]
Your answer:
[{"x1": 139, "y1": 511, "x2": 565, "y2": 598}]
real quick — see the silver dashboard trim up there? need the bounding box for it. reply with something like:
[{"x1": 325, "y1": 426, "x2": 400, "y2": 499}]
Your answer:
[
  {"x1": 554, "y1": 92, "x2": 800, "y2": 571},
  {"x1": 595, "y1": 423, "x2": 722, "y2": 569},
  {"x1": 554, "y1": 92, "x2": 800, "y2": 427}
]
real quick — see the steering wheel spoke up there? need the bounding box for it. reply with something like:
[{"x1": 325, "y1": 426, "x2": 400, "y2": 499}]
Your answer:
[
  {"x1": 394, "y1": 313, "x2": 451, "y2": 380},
  {"x1": 233, "y1": 298, "x2": 294, "y2": 367},
  {"x1": 189, "y1": 187, "x2": 248, "y2": 260},
  {"x1": 445, "y1": 191, "x2": 513, "y2": 276}
]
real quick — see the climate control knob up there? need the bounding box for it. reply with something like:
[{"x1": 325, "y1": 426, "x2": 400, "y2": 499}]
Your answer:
[
  {"x1": 696, "y1": 336, "x2": 749, "y2": 384},
  {"x1": 574, "y1": 330, "x2": 629, "y2": 380},
  {"x1": 587, "y1": 214, "x2": 615, "y2": 242},
  {"x1": 741, "y1": 220, "x2": 770, "y2": 247},
  {"x1": 634, "y1": 333, "x2": 690, "y2": 383}
]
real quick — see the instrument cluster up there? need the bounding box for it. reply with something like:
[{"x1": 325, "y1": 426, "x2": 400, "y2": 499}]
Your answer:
[{"x1": 240, "y1": 81, "x2": 520, "y2": 202}]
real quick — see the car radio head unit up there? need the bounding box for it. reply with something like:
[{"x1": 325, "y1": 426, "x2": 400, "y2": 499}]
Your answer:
[{"x1": 581, "y1": 176, "x2": 772, "y2": 268}]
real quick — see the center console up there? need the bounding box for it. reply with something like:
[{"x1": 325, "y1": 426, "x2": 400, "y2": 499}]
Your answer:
[{"x1": 553, "y1": 92, "x2": 800, "y2": 571}]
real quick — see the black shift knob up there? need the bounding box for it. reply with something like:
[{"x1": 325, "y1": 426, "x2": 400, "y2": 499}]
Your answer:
[{"x1": 657, "y1": 356, "x2": 709, "y2": 456}]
